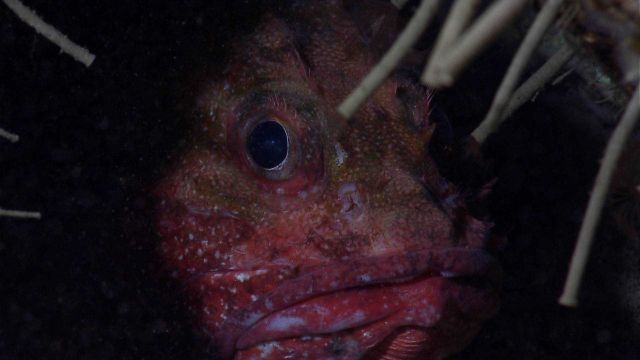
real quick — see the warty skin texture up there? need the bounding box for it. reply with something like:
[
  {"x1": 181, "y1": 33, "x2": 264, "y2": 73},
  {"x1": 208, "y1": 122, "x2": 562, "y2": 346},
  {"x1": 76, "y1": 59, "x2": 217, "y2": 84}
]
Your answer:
[{"x1": 154, "y1": 1, "x2": 499, "y2": 359}]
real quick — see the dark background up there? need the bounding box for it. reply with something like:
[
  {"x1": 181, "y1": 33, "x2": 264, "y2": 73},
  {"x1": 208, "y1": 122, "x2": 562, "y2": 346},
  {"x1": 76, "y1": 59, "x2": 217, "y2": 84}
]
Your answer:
[{"x1": 1, "y1": 1, "x2": 637, "y2": 359}]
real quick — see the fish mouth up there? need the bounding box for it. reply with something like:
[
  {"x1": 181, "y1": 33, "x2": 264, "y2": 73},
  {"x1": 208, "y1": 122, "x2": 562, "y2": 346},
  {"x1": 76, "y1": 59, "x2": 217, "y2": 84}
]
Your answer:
[{"x1": 214, "y1": 248, "x2": 500, "y2": 359}]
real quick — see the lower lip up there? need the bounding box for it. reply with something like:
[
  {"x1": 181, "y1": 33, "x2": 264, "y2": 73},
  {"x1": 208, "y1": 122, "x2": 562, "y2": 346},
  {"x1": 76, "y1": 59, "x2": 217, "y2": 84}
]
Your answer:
[
  {"x1": 202, "y1": 248, "x2": 499, "y2": 359},
  {"x1": 236, "y1": 272, "x2": 498, "y2": 358}
]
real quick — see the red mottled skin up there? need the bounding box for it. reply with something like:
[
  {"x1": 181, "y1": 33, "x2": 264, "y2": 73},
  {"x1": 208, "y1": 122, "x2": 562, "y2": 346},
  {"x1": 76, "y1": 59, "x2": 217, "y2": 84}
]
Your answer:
[{"x1": 155, "y1": 1, "x2": 500, "y2": 359}]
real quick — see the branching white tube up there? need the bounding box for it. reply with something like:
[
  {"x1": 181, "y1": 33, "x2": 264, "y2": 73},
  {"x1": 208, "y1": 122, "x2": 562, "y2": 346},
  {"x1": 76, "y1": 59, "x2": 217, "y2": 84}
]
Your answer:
[
  {"x1": 559, "y1": 85, "x2": 640, "y2": 307},
  {"x1": 338, "y1": 0, "x2": 441, "y2": 119},
  {"x1": 3, "y1": 0, "x2": 96, "y2": 67}
]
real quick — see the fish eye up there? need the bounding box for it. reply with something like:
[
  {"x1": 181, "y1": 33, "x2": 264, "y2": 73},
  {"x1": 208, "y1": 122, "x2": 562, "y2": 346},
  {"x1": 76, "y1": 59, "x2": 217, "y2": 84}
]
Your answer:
[{"x1": 246, "y1": 119, "x2": 289, "y2": 169}]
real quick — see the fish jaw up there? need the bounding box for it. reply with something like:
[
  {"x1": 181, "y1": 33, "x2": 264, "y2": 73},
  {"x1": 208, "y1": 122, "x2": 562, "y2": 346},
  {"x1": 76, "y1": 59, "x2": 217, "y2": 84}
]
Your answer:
[{"x1": 187, "y1": 248, "x2": 500, "y2": 359}]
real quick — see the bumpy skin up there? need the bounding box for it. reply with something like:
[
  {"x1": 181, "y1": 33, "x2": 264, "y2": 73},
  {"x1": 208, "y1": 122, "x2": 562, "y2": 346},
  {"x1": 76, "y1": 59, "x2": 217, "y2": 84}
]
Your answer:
[{"x1": 155, "y1": 1, "x2": 499, "y2": 359}]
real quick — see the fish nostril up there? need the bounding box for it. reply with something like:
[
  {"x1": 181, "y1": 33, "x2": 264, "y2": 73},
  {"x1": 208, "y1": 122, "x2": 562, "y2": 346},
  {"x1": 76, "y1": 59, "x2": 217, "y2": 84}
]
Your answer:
[{"x1": 337, "y1": 182, "x2": 365, "y2": 221}]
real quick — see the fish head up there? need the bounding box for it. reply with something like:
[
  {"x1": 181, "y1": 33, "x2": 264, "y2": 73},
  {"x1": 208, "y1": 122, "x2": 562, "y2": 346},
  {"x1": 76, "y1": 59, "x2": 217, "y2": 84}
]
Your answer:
[{"x1": 155, "y1": 1, "x2": 500, "y2": 359}]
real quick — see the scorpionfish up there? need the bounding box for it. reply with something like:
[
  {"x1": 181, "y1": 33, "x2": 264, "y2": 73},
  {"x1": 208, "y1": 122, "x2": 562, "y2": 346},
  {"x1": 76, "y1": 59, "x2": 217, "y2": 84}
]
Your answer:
[{"x1": 155, "y1": 1, "x2": 500, "y2": 359}]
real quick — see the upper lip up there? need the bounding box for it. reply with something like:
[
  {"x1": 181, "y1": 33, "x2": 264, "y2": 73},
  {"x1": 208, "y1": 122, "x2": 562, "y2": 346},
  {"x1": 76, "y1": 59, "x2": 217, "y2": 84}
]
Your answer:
[
  {"x1": 247, "y1": 247, "x2": 498, "y2": 315},
  {"x1": 210, "y1": 247, "x2": 500, "y2": 357}
]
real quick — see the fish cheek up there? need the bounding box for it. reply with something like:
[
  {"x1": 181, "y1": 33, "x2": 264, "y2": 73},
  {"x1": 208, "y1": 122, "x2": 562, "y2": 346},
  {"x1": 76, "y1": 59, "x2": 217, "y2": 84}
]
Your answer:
[
  {"x1": 307, "y1": 230, "x2": 372, "y2": 259},
  {"x1": 156, "y1": 201, "x2": 259, "y2": 276}
]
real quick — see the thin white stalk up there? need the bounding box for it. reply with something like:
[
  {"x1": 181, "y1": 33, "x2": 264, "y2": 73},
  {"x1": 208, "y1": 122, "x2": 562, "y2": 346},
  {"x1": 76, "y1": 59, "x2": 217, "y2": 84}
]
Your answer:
[
  {"x1": 502, "y1": 44, "x2": 574, "y2": 120},
  {"x1": 421, "y1": 0, "x2": 481, "y2": 84},
  {"x1": 338, "y1": 0, "x2": 441, "y2": 119},
  {"x1": 425, "y1": 0, "x2": 529, "y2": 88},
  {"x1": 551, "y1": 67, "x2": 574, "y2": 86},
  {"x1": 559, "y1": 85, "x2": 640, "y2": 307},
  {"x1": 0, "y1": 208, "x2": 42, "y2": 219},
  {"x1": 0, "y1": 127, "x2": 19, "y2": 143},
  {"x1": 471, "y1": 0, "x2": 567, "y2": 143},
  {"x1": 3, "y1": 0, "x2": 96, "y2": 67},
  {"x1": 391, "y1": 0, "x2": 409, "y2": 9}
]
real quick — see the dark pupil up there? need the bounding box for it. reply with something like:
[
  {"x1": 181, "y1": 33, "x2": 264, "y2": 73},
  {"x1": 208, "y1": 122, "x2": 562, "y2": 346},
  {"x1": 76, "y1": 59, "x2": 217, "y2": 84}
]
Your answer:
[{"x1": 247, "y1": 120, "x2": 289, "y2": 169}]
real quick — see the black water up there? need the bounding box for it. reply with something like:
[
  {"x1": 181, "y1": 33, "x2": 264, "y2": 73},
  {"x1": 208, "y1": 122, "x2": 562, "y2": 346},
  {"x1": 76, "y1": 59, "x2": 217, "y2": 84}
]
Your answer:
[{"x1": 1, "y1": 1, "x2": 637, "y2": 359}]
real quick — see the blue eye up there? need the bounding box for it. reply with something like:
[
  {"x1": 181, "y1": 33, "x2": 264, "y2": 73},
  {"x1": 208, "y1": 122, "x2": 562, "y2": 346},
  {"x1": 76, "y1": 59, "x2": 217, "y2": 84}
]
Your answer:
[{"x1": 246, "y1": 120, "x2": 289, "y2": 169}]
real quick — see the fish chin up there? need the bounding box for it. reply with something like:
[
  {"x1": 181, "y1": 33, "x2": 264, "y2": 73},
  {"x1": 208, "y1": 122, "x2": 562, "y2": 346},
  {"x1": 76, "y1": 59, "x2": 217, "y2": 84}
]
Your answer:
[{"x1": 232, "y1": 248, "x2": 500, "y2": 360}]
